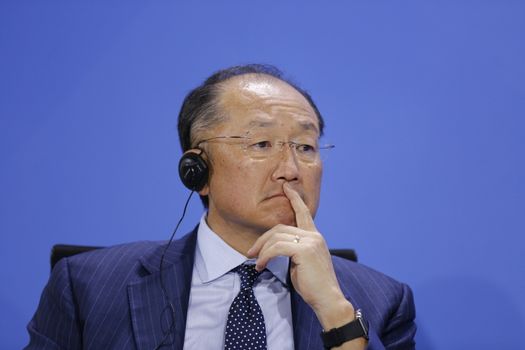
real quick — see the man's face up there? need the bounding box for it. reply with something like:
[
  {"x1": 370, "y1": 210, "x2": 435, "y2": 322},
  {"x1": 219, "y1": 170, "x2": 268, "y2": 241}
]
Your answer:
[{"x1": 199, "y1": 75, "x2": 323, "y2": 236}]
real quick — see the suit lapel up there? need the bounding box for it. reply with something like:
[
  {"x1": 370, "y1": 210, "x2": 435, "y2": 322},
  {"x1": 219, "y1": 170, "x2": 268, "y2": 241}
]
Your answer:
[
  {"x1": 291, "y1": 257, "x2": 356, "y2": 350},
  {"x1": 128, "y1": 229, "x2": 198, "y2": 350},
  {"x1": 291, "y1": 286, "x2": 323, "y2": 350}
]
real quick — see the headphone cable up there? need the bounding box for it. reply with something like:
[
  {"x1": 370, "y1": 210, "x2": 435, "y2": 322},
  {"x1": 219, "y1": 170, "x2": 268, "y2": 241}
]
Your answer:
[{"x1": 154, "y1": 190, "x2": 195, "y2": 349}]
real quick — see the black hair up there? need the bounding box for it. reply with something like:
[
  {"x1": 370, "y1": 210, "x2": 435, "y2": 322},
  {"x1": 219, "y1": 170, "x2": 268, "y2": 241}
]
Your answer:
[{"x1": 177, "y1": 63, "x2": 325, "y2": 208}]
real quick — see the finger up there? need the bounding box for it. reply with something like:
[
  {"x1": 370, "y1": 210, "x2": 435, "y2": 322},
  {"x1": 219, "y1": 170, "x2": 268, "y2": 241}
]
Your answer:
[
  {"x1": 255, "y1": 240, "x2": 302, "y2": 271},
  {"x1": 246, "y1": 225, "x2": 281, "y2": 258},
  {"x1": 283, "y1": 183, "x2": 316, "y2": 230},
  {"x1": 247, "y1": 225, "x2": 305, "y2": 258},
  {"x1": 254, "y1": 231, "x2": 301, "y2": 262}
]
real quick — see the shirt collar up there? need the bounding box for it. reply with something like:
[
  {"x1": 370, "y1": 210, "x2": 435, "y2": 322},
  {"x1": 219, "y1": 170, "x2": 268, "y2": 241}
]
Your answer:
[{"x1": 195, "y1": 213, "x2": 289, "y2": 286}]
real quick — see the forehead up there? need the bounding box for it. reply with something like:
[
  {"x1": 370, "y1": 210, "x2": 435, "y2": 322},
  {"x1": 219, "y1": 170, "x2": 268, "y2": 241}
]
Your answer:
[{"x1": 216, "y1": 75, "x2": 320, "y2": 135}]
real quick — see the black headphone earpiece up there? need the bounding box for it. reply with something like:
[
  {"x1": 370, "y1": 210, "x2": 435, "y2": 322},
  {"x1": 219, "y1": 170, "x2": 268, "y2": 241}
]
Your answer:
[{"x1": 178, "y1": 151, "x2": 209, "y2": 192}]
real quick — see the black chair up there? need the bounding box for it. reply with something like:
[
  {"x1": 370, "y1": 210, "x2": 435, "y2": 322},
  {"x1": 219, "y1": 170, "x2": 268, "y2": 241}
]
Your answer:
[
  {"x1": 50, "y1": 244, "x2": 102, "y2": 270},
  {"x1": 329, "y1": 249, "x2": 358, "y2": 263},
  {"x1": 50, "y1": 244, "x2": 357, "y2": 270}
]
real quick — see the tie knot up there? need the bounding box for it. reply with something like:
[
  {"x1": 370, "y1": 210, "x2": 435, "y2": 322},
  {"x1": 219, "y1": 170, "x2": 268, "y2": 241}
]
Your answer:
[{"x1": 234, "y1": 264, "x2": 261, "y2": 289}]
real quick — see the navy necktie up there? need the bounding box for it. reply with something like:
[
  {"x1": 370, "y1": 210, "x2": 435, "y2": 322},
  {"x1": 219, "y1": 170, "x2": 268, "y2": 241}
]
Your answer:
[{"x1": 224, "y1": 264, "x2": 268, "y2": 350}]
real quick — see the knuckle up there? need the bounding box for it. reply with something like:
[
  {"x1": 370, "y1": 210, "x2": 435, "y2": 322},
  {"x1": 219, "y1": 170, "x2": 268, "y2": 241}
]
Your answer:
[
  {"x1": 274, "y1": 241, "x2": 287, "y2": 250},
  {"x1": 257, "y1": 251, "x2": 268, "y2": 262},
  {"x1": 275, "y1": 224, "x2": 287, "y2": 231},
  {"x1": 303, "y1": 244, "x2": 316, "y2": 254},
  {"x1": 312, "y1": 235, "x2": 326, "y2": 246}
]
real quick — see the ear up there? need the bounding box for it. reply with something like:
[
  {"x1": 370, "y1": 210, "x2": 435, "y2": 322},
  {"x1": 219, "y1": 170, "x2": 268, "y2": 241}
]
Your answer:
[
  {"x1": 199, "y1": 185, "x2": 209, "y2": 196},
  {"x1": 190, "y1": 149, "x2": 211, "y2": 196},
  {"x1": 194, "y1": 150, "x2": 210, "y2": 196},
  {"x1": 178, "y1": 149, "x2": 209, "y2": 193},
  {"x1": 198, "y1": 170, "x2": 210, "y2": 196}
]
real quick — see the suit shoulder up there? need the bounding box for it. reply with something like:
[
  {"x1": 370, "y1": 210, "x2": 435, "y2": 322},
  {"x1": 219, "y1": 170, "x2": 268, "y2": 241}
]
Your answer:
[
  {"x1": 331, "y1": 256, "x2": 412, "y2": 307},
  {"x1": 64, "y1": 240, "x2": 161, "y2": 273},
  {"x1": 331, "y1": 257, "x2": 417, "y2": 347},
  {"x1": 48, "y1": 241, "x2": 171, "y2": 295},
  {"x1": 332, "y1": 255, "x2": 407, "y2": 285}
]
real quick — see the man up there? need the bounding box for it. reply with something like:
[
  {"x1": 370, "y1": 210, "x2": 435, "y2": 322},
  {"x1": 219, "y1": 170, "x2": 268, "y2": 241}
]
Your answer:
[{"x1": 26, "y1": 64, "x2": 416, "y2": 349}]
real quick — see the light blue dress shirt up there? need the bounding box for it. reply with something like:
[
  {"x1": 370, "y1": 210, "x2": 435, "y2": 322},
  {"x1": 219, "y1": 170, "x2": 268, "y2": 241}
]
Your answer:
[{"x1": 183, "y1": 214, "x2": 295, "y2": 349}]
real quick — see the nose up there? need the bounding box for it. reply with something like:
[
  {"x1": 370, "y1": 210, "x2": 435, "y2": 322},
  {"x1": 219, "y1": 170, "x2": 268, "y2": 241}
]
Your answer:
[{"x1": 271, "y1": 143, "x2": 300, "y2": 182}]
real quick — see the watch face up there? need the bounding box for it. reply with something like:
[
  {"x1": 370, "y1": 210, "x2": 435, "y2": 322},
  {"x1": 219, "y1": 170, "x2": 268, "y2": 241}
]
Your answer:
[{"x1": 356, "y1": 309, "x2": 369, "y2": 339}]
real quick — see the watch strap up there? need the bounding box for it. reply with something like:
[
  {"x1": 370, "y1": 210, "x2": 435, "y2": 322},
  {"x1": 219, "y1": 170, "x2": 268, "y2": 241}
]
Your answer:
[{"x1": 320, "y1": 309, "x2": 369, "y2": 349}]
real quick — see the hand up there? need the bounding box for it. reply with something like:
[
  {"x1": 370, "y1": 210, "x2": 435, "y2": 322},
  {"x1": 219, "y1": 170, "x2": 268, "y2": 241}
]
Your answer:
[{"x1": 247, "y1": 183, "x2": 355, "y2": 328}]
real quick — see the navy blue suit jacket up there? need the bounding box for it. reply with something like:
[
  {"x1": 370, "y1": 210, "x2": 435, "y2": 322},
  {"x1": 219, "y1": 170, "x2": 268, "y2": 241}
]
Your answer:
[{"x1": 26, "y1": 228, "x2": 416, "y2": 349}]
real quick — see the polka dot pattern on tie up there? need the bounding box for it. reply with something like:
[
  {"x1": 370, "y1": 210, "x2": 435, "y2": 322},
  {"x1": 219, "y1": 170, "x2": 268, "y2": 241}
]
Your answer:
[{"x1": 224, "y1": 264, "x2": 267, "y2": 350}]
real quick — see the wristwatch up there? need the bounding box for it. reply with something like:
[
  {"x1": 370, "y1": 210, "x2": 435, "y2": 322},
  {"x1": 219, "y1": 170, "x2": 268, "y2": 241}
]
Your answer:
[{"x1": 320, "y1": 309, "x2": 369, "y2": 349}]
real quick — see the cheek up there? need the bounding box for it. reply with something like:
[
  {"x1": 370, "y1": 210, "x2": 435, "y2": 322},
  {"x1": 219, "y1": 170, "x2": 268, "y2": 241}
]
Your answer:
[
  {"x1": 209, "y1": 158, "x2": 260, "y2": 200},
  {"x1": 305, "y1": 165, "x2": 323, "y2": 214}
]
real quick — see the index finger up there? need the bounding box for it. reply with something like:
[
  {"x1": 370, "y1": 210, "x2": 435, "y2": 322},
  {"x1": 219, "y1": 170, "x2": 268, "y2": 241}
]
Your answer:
[{"x1": 283, "y1": 183, "x2": 316, "y2": 230}]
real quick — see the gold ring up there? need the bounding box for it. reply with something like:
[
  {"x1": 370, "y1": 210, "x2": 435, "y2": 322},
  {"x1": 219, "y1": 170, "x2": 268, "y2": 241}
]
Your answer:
[{"x1": 293, "y1": 235, "x2": 300, "y2": 244}]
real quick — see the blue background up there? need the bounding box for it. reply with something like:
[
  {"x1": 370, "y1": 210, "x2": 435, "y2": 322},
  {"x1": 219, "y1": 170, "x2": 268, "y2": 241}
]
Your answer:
[{"x1": 1, "y1": 1, "x2": 524, "y2": 349}]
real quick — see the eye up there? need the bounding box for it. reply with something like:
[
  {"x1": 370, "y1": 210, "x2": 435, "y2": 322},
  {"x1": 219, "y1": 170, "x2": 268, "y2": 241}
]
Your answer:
[
  {"x1": 248, "y1": 140, "x2": 272, "y2": 150},
  {"x1": 295, "y1": 143, "x2": 317, "y2": 154}
]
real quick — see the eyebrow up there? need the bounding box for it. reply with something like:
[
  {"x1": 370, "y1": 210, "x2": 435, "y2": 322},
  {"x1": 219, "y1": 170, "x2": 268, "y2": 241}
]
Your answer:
[
  {"x1": 247, "y1": 119, "x2": 319, "y2": 132},
  {"x1": 298, "y1": 121, "x2": 319, "y2": 132},
  {"x1": 248, "y1": 120, "x2": 275, "y2": 128}
]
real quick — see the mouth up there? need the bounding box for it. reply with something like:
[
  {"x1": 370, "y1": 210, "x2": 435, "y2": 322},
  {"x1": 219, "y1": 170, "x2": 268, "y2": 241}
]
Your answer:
[
  {"x1": 265, "y1": 191, "x2": 305, "y2": 202},
  {"x1": 265, "y1": 186, "x2": 307, "y2": 202},
  {"x1": 266, "y1": 193, "x2": 287, "y2": 200}
]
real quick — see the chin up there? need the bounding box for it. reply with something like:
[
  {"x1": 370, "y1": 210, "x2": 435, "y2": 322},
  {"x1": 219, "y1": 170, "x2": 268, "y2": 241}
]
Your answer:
[{"x1": 271, "y1": 210, "x2": 296, "y2": 227}]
